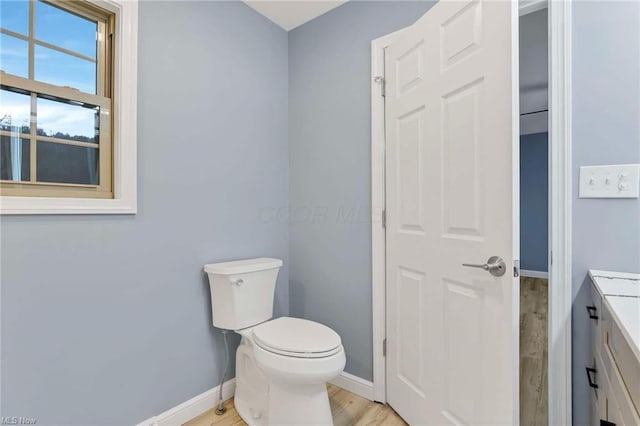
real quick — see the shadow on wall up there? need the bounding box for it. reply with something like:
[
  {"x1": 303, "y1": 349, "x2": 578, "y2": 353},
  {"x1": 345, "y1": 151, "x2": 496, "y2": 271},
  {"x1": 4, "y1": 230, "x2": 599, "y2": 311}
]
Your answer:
[{"x1": 289, "y1": 280, "x2": 306, "y2": 318}]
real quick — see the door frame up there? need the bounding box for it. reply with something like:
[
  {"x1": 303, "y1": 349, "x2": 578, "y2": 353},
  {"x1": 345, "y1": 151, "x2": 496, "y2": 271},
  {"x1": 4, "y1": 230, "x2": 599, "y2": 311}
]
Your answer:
[{"x1": 369, "y1": 1, "x2": 572, "y2": 425}]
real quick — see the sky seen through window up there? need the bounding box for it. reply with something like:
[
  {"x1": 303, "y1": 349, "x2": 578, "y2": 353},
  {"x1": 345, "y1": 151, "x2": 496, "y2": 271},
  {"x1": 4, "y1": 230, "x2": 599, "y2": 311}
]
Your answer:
[{"x1": 0, "y1": 0, "x2": 98, "y2": 138}]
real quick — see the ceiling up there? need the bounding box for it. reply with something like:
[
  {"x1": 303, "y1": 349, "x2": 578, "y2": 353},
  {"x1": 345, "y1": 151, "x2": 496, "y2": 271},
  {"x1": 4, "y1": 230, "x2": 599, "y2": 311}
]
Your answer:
[
  {"x1": 243, "y1": 1, "x2": 547, "y2": 33},
  {"x1": 243, "y1": 1, "x2": 348, "y2": 31}
]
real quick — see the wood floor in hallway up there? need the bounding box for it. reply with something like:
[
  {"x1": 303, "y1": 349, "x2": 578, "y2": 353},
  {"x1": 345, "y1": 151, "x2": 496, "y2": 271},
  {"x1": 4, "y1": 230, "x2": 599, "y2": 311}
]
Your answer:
[
  {"x1": 520, "y1": 276, "x2": 549, "y2": 426},
  {"x1": 184, "y1": 384, "x2": 406, "y2": 426}
]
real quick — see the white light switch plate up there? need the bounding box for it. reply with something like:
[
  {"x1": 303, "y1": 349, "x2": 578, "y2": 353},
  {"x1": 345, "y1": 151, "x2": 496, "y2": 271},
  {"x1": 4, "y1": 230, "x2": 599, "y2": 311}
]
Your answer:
[{"x1": 579, "y1": 164, "x2": 640, "y2": 198}]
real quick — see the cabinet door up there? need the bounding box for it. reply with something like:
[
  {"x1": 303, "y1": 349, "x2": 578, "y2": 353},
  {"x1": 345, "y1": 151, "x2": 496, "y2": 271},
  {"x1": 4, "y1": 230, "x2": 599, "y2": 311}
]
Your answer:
[
  {"x1": 590, "y1": 380, "x2": 601, "y2": 426},
  {"x1": 607, "y1": 397, "x2": 623, "y2": 426},
  {"x1": 605, "y1": 300, "x2": 640, "y2": 414},
  {"x1": 588, "y1": 281, "x2": 602, "y2": 360},
  {"x1": 587, "y1": 356, "x2": 602, "y2": 426}
]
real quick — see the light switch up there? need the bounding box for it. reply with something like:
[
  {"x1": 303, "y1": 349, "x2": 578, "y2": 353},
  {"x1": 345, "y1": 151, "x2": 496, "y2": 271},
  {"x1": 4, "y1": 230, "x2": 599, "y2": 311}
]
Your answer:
[{"x1": 579, "y1": 164, "x2": 640, "y2": 198}]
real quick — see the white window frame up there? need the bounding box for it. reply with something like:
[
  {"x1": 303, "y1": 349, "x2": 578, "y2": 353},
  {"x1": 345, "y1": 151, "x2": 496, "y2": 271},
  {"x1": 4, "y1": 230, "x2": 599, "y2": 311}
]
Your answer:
[{"x1": 0, "y1": 0, "x2": 138, "y2": 215}]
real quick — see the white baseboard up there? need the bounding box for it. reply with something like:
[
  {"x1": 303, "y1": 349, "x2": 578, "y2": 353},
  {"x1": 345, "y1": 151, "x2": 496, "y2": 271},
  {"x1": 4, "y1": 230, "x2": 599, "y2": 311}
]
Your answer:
[
  {"x1": 330, "y1": 371, "x2": 374, "y2": 401},
  {"x1": 521, "y1": 269, "x2": 549, "y2": 279},
  {"x1": 135, "y1": 378, "x2": 236, "y2": 426}
]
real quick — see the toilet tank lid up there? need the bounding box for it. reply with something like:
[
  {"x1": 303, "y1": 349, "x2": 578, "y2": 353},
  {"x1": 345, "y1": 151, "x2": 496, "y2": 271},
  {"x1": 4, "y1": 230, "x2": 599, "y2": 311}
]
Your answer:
[{"x1": 204, "y1": 257, "x2": 283, "y2": 275}]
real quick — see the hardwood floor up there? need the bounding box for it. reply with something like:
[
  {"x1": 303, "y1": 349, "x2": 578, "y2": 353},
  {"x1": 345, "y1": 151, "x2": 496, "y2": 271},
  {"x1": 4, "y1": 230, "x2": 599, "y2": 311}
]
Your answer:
[
  {"x1": 183, "y1": 384, "x2": 406, "y2": 426},
  {"x1": 520, "y1": 277, "x2": 548, "y2": 426},
  {"x1": 327, "y1": 385, "x2": 406, "y2": 426}
]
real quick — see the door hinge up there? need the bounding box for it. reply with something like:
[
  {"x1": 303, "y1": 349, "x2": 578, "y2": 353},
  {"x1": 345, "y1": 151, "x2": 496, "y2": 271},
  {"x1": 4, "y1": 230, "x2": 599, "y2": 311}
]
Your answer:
[
  {"x1": 550, "y1": 250, "x2": 553, "y2": 265},
  {"x1": 374, "y1": 76, "x2": 386, "y2": 97},
  {"x1": 513, "y1": 260, "x2": 520, "y2": 278},
  {"x1": 381, "y1": 209, "x2": 386, "y2": 229},
  {"x1": 383, "y1": 338, "x2": 387, "y2": 357}
]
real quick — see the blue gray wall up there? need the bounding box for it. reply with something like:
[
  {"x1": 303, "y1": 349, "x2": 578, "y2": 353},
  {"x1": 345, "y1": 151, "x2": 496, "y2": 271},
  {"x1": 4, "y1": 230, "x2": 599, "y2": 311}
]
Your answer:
[
  {"x1": 572, "y1": 1, "x2": 640, "y2": 425},
  {"x1": 0, "y1": 2, "x2": 288, "y2": 424},
  {"x1": 288, "y1": 1, "x2": 435, "y2": 381},
  {"x1": 520, "y1": 133, "x2": 549, "y2": 272},
  {"x1": 2, "y1": 1, "x2": 638, "y2": 424}
]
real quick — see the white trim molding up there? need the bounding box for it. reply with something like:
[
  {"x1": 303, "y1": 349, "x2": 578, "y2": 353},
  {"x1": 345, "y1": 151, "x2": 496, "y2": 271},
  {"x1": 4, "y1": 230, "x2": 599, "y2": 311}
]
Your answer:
[
  {"x1": 330, "y1": 372, "x2": 375, "y2": 401},
  {"x1": 548, "y1": 0, "x2": 572, "y2": 424},
  {"x1": 521, "y1": 269, "x2": 550, "y2": 279},
  {"x1": 370, "y1": 27, "x2": 408, "y2": 404},
  {"x1": 0, "y1": 0, "x2": 138, "y2": 215},
  {"x1": 135, "y1": 378, "x2": 236, "y2": 426}
]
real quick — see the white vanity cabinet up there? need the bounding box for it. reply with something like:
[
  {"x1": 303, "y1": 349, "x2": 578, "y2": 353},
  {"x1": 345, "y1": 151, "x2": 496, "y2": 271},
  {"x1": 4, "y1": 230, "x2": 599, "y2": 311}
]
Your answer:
[{"x1": 588, "y1": 271, "x2": 640, "y2": 426}]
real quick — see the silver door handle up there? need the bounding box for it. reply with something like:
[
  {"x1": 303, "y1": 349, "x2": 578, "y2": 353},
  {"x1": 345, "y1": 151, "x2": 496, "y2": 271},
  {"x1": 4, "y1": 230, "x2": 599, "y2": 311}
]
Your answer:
[{"x1": 462, "y1": 256, "x2": 506, "y2": 277}]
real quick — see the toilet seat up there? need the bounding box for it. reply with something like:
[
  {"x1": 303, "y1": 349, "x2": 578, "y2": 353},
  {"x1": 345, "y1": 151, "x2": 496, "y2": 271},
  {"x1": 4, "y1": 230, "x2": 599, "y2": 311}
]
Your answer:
[{"x1": 252, "y1": 317, "x2": 342, "y2": 359}]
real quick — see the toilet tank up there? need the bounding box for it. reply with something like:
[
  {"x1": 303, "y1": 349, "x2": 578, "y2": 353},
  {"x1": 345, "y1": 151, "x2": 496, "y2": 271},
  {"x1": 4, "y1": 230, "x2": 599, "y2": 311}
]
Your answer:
[{"x1": 204, "y1": 257, "x2": 283, "y2": 330}]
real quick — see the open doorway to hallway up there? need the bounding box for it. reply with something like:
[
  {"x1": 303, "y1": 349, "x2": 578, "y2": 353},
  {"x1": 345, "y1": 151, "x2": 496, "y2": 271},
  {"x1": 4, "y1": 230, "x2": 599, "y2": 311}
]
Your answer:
[{"x1": 519, "y1": 5, "x2": 549, "y2": 426}]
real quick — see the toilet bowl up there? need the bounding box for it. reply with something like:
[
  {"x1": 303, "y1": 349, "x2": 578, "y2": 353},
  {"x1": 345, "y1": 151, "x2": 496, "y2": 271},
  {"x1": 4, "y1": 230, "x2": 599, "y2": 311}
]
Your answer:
[
  {"x1": 204, "y1": 258, "x2": 345, "y2": 425},
  {"x1": 235, "y1": 317, "x2": 345, "y2": 426}
]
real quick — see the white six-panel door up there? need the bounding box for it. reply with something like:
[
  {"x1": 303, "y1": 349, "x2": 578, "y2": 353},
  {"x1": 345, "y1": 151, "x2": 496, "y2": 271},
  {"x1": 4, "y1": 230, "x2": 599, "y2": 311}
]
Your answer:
[{"x1": 385, "y1": 0, "x2": 519, "y2": 424}]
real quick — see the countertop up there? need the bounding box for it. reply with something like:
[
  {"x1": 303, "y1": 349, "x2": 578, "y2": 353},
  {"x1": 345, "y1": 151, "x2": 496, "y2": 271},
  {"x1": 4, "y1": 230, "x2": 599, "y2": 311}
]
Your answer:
[
  {"x1": 589, "y1": 269, "x2": 640, "y2": 362},
  {"x1": 589, "y1": 270, "x2": 640, "y2": 297},
  {"x1": 606, "y1": 296, "x2": 640, "y2": 361}
]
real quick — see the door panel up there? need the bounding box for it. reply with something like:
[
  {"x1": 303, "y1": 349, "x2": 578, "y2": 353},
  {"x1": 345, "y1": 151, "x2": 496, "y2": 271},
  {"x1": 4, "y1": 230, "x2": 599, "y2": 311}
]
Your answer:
[
  {"x1": 442, "y1": 78, "x2": 484, "y2": 239},
  {"x1": 442, "y1": 278, "x2": 483, "y2": 425},
  {"x1": 385, "y1": 1, "x2": 518, "y2": 424},
  {"x1": 397, "y1": 106, "x2": 426, "y2": 233},
  {"x1": 397, "y1": 267, "x2": 425, "y2": 395}
]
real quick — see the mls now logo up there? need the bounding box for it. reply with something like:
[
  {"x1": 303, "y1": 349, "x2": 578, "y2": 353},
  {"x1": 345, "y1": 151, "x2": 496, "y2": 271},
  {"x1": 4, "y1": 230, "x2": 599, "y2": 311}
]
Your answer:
[{"x1": 1, "y1": 417, "x2": 36, "y2": 425}]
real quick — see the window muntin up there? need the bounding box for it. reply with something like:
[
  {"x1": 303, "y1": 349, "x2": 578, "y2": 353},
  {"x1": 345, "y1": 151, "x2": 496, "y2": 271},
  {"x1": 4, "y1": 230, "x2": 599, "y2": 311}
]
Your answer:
[{"x1": 0, "y1": 0, "x2": 113, "y2": 199}]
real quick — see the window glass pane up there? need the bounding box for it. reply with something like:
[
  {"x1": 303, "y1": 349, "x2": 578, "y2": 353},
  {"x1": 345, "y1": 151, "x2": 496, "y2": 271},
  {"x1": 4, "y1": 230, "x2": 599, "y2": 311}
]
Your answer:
[
  {"x1": 0, "y1": 1, "x2": 29, "y2": 35},
  {"x1": 35, "y1": 44, "x2": 96, "y2": 93},
  {"x1": 0, "y1": 88, "x2": 31, "y2": 134},
  {"x1": 0, "y1": 33, "x2": 28, "y2": 78},
  {"x1": 37, "y1": 97, "x2": 98, "y2": 143},
  {"x1": 0, "y1": 135, "x2": 30, "y2": 181},
  {"x1": 37, "y1": 141, "x2": 98, "y2": 185},
  {"x1": 35, "y1": 0, "x2": 97, "y2": 59}
]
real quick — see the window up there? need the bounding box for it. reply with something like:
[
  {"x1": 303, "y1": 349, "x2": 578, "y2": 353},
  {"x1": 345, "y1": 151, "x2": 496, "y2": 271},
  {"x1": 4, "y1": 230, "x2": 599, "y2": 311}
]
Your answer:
[
  {"x1": 0, "y1": 0, "x2": 137, "y2": 214},
  {"x1": 0, "y1": 0, "x2": 114, "y2": 199}
]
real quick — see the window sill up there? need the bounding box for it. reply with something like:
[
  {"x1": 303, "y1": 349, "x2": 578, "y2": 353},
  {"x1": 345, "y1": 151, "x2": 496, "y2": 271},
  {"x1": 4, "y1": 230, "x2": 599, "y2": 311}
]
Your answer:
[{"x1": 0, "y1": 195, "x2": 136, "y2": 215}]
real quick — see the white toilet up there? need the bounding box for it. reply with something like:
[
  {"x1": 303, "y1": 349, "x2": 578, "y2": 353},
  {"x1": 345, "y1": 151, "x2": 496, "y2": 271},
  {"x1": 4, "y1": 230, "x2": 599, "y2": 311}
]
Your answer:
[{"x1": 204, "y1": 257, "x2": 345, "y2": 426}]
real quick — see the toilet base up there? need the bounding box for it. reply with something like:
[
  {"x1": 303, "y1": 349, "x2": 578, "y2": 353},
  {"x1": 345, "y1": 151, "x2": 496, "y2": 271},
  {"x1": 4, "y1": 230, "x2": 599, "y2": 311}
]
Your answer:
[
  {"x1": 268, "y1": 381, "x2": 333, "y2": 426},
  {"x1": 233, "y1": 334, "x2": 336, "y2": 426},
  {"x1": 234, "y1": 338, "x2": 269, "y2": 426},
  {"x1": 236, "y1": 380, "x2": 333, "y2": 426}
]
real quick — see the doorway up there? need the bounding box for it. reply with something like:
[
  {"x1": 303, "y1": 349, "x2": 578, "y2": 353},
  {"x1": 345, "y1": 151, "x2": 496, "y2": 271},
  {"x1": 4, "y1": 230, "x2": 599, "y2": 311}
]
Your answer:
[
  {"x1": 375, "y1": 2, "x2": 520, "y2": 424},
  {"x1": 370, "y1": 0, "x2": 573, "y2": 425},
  {"x1": 519, "y1": 5, "x2": 549, "y2": 426}
]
